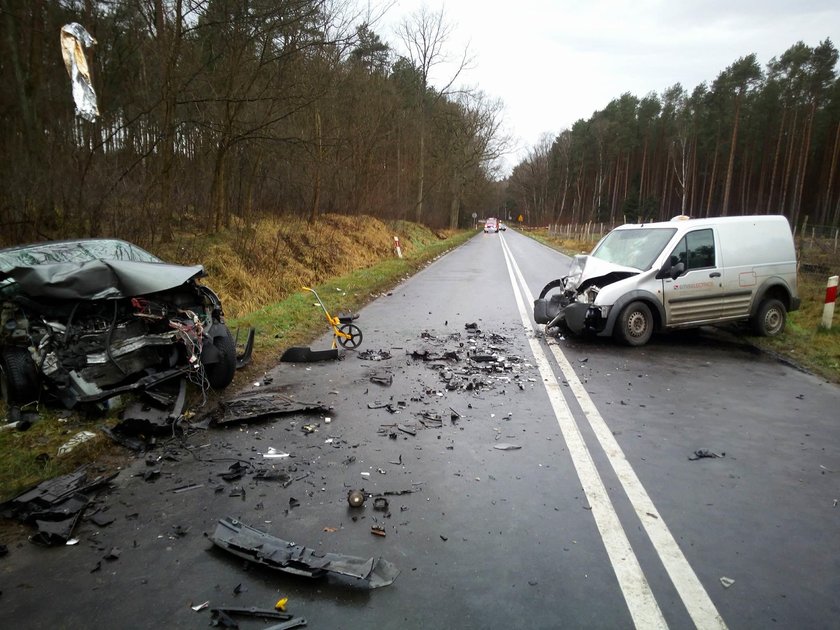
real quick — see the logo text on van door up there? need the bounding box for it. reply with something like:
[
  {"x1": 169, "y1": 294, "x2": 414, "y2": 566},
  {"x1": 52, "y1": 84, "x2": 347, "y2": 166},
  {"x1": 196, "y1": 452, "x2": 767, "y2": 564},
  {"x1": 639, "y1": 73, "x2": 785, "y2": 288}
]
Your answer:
[{"x1": 673, "y1": 282, "x2": 715, "y2": 290}]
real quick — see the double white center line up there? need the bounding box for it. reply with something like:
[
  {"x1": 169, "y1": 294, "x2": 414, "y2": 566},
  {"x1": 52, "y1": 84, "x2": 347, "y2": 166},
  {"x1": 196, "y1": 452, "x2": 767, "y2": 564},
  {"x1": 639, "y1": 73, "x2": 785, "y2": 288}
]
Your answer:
[{"x1": 498, "y1": 233, "x2": 727, "y2": 630}]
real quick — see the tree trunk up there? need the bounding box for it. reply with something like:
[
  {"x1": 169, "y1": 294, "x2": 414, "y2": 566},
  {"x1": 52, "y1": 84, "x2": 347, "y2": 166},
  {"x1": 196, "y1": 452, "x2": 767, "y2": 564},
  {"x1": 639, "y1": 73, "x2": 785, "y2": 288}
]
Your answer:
[
  {"x1": 766, "y1": 108, "x2": 787, "y2": 214},
  {"x1": 792, "y1": 101, "x2": 816, "y2": 227},
  {"x1": 780, "y1": 109, "x2": 799, "y2": 219},
  {"x1": 824, "y1": 123, "x2": 840, "y2": 225},
  {"x1": 706, "y1": 132, "x2": 720, "y2": 217},
  {"x1": 721, "y1": 93, "x2": 742, "y2": 216},
  {"x1": 414, "y1": 127, "x2": 425, "y2": 222}
]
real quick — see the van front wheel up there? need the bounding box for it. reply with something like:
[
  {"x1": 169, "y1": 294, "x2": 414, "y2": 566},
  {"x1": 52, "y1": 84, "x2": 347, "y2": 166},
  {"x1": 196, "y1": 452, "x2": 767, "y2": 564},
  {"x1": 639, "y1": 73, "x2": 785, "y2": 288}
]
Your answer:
[
  {"x1": 752, "y1": 299, "x2": 786, "y2": 337},
  {"x1": 614, "y1": 301, "x2": 653, "y2": 346}
]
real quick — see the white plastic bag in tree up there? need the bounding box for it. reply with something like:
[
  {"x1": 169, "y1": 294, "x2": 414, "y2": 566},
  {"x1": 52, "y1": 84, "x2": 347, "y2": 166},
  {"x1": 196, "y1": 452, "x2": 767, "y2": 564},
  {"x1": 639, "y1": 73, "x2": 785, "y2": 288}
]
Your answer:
[{"x1": 60, "y1": 23, "x2": 99, "y2": 122}]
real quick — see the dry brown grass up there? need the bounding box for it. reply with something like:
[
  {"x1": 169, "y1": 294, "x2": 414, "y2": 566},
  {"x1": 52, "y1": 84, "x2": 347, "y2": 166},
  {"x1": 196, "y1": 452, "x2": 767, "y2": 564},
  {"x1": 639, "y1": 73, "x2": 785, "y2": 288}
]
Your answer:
[{"x1": 156, "y1": 214, "x2": 438, "y2": 318}]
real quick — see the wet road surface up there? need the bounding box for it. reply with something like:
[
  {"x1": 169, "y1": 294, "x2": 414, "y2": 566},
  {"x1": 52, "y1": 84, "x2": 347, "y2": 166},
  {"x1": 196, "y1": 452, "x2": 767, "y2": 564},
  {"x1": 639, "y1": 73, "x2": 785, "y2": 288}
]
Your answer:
[{"x1": 2, "y1": 229, "x2": 839, "y2": 629}]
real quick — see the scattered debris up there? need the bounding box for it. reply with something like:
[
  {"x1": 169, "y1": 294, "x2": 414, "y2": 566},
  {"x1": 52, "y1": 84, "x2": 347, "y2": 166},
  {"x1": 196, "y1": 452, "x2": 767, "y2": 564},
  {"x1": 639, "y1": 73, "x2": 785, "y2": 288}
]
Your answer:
[
  {"x1": 417, "y1": 412, "x2": 443, "y2": 428},
  {"x1": 191, "y1": 601, "x2": 210, "y2": 612},
  {"x1": 89, "y1": 512, "x2": 115, "y2": 527},
  {"x1": 103, "y1": 547, "x2": 121, "y2": 561},
  {"x1": 368, "y1": 400, "x2": 406, "y2": 413},
  {"x1": 281, "y1": 346, "x2": 340, "y2": 362},
  {"x1": 347, "y1": 490, "x2": 365, "y2": 507},
  {"x1": 210, "y1": 517, "x2": 399, "y2": 588},
  {"x1": 370, "y1": 526, "x2": 386, "y2": 537},
  {"x1": 0, "y1": 467, "x2": 117, "y2": 546},
  {"x1": 493, "y1": 443, "x2": 522, "y2": 451},
  {"x1": 57, "y1": 431, "x2": 98, "y2": 456},
  {"x1": 370, "y1": 372, "x2": 393, "y2": 387},
  {"x1": 720, "y1": 577, "x2": 735, "y2": 588},
  {"x1": 263, "y1": 447, "x2": 290, "y2": 459},
  {"x1": 397, "y1": 424, "x2": 416, "y2": 436},
  {"x1": 172, "y1": 483, "x2": 204, "y2": 494},
  {"x1": 210, "y1": 392, "x2": 329, "y2": 426},
  {"x1": 688, "y1": 449, "x2": 725, "y2": 461},
  {"x1": 373, "y1": 497, "x2": 389, "y2": 511},
  {"x1": 380, "y1": 486, "x2": 422, "y2": 496},
  {"x1": 219, "y1": 462, "x2": 249, "y2": 482},
  {"x1": 358, "y1": 349, "x2": 392, "y2": 361},
  {"x1": 115, "y1": 378, "x2": 188, "y2": 438},
  {"x1": 100, "y1": 425, "x2": 148, "y2": 452},
  {"x1": 255, "y1": 470, "x2": 291, "y2": 484},
  {"x1": 210, "y1": 606, "x2": 293, "y2": 624}
]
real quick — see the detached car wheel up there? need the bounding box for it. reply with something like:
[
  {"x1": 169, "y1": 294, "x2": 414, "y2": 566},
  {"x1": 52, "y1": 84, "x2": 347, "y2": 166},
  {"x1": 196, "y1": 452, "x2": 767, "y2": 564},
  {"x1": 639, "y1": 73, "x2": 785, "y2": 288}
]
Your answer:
[
  {"x1": 0, "y1": 347, "x2": 40, "y2": 405},
  {"x1": 614, "y1": 301, "x2": 654, "y2": 346},
  {"x1": 752, "y1": 299, "x2": 786, "y2": 336},
  {"x1": 202, "y1": 323, "x2": 237, "y2": 389}
]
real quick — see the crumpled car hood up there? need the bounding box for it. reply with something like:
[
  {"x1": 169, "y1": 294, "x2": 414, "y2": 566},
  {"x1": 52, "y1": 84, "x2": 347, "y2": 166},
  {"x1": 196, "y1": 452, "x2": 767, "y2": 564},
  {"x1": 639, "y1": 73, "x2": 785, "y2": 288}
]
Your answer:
[
  {"x1": 568, "y1": 255, "x2": 640, "y2": 292},
  {"x1": 0, "y1": 260, "x2": 206, "y2": 300}
]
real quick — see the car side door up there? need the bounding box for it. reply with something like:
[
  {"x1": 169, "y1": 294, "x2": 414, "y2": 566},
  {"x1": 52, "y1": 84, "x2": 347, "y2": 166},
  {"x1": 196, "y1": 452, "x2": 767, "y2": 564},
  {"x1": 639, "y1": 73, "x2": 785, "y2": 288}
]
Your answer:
[{"x1": 661, "y1": 228, "x2": 724, "y2": 326}]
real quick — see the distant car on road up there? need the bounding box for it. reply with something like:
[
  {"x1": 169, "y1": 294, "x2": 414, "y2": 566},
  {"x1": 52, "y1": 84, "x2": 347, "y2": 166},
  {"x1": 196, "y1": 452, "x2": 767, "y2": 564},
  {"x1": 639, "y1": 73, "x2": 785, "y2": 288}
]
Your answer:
[
  {"x1": 0, "y1": 238, "x2": 244, "y2": 409},
  {"x1": 499, "y1": 223, "x2": 507, "y2": 231},
  {"x1": 484, "y1": 218, "x2": 499, "y2": 233}
]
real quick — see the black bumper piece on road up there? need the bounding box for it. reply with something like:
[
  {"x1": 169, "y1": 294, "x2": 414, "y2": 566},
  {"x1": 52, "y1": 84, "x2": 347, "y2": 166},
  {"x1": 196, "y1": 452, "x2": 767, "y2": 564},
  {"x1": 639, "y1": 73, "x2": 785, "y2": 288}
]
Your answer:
[{"x1": 210, "y1": 517, "x2": 399, "y2": 588}]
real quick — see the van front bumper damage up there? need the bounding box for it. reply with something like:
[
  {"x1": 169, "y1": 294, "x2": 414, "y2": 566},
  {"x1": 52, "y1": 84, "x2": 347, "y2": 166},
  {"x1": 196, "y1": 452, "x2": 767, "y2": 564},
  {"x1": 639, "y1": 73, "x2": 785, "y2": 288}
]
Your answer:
[
  {"x1": 562, "y1": 302, "x2": 610, "y2": 334},
  {"x1": 534, "y1": 290, "x2": 611, "y2": 335}
]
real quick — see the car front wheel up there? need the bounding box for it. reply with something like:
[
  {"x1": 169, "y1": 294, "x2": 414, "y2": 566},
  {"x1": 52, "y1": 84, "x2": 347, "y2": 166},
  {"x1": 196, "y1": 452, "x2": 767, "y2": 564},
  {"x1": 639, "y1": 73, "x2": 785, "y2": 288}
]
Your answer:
[
  {"x1": 202, "y1": 323, "x2": 237, "y2": 389},
  {"x1": 614, "y1": 301, "x2": 654, "y2": 346},
  {"x1": 0, "y1": 347, "x2": 40, "y2": 405}
]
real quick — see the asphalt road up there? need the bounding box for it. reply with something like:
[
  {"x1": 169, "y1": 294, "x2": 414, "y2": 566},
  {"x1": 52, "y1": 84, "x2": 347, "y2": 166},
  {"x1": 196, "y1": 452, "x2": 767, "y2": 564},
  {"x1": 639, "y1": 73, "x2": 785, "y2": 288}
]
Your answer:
[{"x1": 2, "y1": 229, "x2": 839, "y2": 629}]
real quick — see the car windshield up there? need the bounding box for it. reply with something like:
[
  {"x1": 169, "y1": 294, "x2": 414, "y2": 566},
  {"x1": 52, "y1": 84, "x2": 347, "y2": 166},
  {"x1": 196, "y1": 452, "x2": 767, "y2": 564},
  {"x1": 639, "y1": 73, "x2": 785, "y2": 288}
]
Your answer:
[
  {"x1": 0, "y1": 239, "x2": 161, "y2": 272},
  {"x1": 591, "y1": 227, "x2": 677, "y2": 270}
]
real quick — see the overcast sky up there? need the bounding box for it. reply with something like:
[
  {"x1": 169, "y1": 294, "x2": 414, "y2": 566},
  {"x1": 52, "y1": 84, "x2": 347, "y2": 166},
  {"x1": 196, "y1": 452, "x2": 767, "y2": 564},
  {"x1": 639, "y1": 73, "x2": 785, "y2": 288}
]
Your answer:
[{"x1": 379, "y1": 0, "x2": 840, "y2": 174}]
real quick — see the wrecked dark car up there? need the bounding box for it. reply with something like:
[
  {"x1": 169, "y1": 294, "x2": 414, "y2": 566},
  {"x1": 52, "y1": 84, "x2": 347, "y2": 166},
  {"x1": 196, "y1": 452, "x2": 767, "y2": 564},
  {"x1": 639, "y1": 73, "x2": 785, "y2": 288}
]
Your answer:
[{"x1": 0, "y1": 239, "x2": 247, "y2": 409}]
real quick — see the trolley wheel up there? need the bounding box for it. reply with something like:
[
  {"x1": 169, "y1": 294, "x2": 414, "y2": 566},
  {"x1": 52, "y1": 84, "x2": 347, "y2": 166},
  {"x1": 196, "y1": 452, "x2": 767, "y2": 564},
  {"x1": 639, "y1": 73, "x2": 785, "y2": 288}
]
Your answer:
[{"x1": 337, "y1": 324, "x2": 363, "y2": 349}]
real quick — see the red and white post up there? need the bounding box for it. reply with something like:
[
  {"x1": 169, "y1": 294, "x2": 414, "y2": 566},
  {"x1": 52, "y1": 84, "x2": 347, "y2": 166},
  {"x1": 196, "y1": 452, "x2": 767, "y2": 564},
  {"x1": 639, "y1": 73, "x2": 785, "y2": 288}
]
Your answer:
[
  {"x1": 821, "y1": 275, "x2": 838, "y2": 330},
  {"x1": 393, "y1": 235, "x2": 403, "y2": 259}
]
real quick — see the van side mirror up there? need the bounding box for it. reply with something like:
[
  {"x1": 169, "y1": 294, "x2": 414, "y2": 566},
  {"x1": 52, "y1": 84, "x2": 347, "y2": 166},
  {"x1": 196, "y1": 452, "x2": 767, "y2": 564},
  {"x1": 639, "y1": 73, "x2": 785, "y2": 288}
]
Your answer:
[
  {"x1": 656, "y1": 260, "x2": 685, "y2": 280},
  {"x1": 670, "y1": 262, "x2": 685, "y2": 279}
]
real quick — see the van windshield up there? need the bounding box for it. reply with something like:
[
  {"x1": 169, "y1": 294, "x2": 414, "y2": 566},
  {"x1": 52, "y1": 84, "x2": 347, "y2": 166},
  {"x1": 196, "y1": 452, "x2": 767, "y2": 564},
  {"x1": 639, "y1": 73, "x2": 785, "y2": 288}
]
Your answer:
[{"x1": 591, "y1": 227, "x2": 677, "y2": 271}]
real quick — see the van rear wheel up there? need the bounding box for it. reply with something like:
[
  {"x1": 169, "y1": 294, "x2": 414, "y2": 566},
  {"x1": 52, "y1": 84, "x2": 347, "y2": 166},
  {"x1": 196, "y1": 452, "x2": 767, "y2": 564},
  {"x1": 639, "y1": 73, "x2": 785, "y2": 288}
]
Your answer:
[
  {"x1": 614, "y1": 301, "x2": 653, "y2": 346},
  {"x1": 752, "y1": 299, "x2": 786, "y2": 336}
]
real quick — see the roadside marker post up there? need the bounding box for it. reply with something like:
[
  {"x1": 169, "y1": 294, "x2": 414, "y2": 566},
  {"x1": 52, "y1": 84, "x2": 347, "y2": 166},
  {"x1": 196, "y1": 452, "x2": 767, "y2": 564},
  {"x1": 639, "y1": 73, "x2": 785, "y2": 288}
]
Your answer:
[
  {"x1": 393, "y1": 236, "x2": 403, "y2": 259},
  {"x1": 821, "y1": 275, "x2": 838, "y2": 330}
]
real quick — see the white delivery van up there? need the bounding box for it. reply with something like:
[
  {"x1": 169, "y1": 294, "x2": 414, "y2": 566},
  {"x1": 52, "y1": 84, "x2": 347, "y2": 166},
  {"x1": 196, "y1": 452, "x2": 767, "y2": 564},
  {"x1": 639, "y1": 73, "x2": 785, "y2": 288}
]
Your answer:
[{"x1": 533, "y1": 215, "x2": 800, "y2": 346}]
